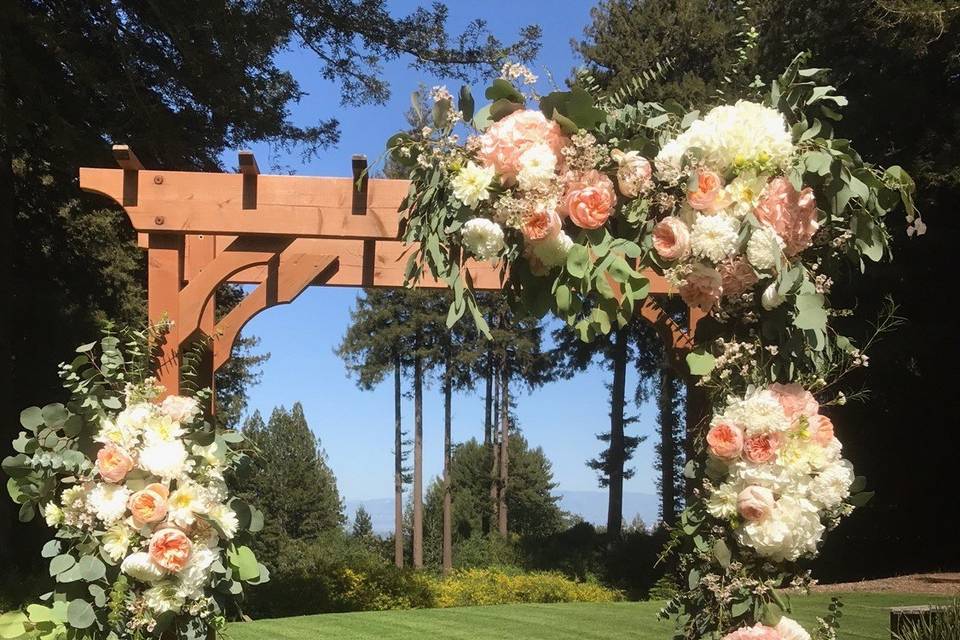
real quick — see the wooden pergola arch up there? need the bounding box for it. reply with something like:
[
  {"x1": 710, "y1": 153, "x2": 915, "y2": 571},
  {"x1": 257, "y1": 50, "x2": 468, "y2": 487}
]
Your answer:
[{"x1": 78, "y1": 146, "x2": 704, "y2": 426}]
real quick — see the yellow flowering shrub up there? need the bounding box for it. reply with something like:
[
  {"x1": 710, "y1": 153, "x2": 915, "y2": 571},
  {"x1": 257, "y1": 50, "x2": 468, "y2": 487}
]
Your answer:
[{"x1": 428, "y1": 568, "x2": 622, "y2": 608}]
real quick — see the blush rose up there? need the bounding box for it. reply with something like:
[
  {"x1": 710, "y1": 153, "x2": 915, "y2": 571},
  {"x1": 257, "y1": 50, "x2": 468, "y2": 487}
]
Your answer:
[
  {"x1": 754, "y1": 177, "x2": 819, "y2": 256},
  {"x1": 563, "y1": 170, "x2": 617, "y2": 229},
  {"x1": 737, "y1": 486, "x2": 775, "y2": 522},
  {"x1": 521, "y1": 208, "x2": 561, "y2": 243},
  {"x1": 129, "y1": 484, "x2": 169, "y2": 526},
  {"x1": 688, "y1": 170, "x2": 733, "y2": 214},
  {"x1": 477, "y1": 110, "x2": 567, "y2": 184},
  {"x1": 148, "y1": 527, "x2": 193, "y2": 573},
  {"x1": 652, "y1": 217, "x2": 691, "y2": 261},
  {"x1": 743, "y1": 433, "x2": 783, "y2": 464},
  {"x1": 96, "y1": 444, "x2": 134, "y2": 483},
  {"x1": 706, "y1": 422, "x2": 744, "y2": 460}
]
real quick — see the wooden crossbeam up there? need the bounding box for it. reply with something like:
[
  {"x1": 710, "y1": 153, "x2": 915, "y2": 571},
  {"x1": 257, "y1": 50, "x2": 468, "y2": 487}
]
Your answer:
[{"x1": 80, "y1": 167, "x2": 406, "y2": 240}]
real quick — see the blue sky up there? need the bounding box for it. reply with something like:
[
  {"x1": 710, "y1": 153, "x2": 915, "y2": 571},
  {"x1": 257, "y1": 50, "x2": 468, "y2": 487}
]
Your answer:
[{"x1": 231, "y1": 0, "x2": 664, "y2": 503}]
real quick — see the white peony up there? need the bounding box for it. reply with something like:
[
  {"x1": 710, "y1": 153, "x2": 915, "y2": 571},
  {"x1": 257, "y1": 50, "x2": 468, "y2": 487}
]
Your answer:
[
  {"x1": 776, "y1": 616, "x2": 812, "y2": 640},
  {"x1": 139, "y1": 439, "x2": 189, "y2": 480},
  {"x1": 761, "y1": 282, "x2": 786, "y2": 311},
  {"x1": 95, "y1": 418, "x2": 140, "y2": 451},
  {"x1": 656, "y1": 101, "x2": 795, "y2": 174},
  {"x1": 531, "y1": 230, "x2": 574, "y2": 268},
  {"x1": 207, "y1": 503, "x2": 239, "y2": 539},
  {"x1": 102, "y1": 522, "x2": 133, "y2": 562},
  {"x1": 808, "y1": 459, "x2": 855, "y2": 509},
  {"x1": 116, "y1": 403, "x2": 155, "y2": 431},
  {"x1": 726, "y1": 171, "x2": 768, "y2": 218},
  {"x1": 729, "y1": 460, "x2": 809, "y2": 496},
  {"x1": 737, "y1": 494, "x2": 825, "y2": 561},
  {"x1": 160, "y1": 395, "x2": 202, "y2": 425},
  {"x1": 451, "y1": 161, "x2": 495, "y2": 208},
  {"x1": 461, "y1": 218, "x2": 506, "y2": 261},
  {"x1": 167, "y1": 482, "x2": 208, "y2": 528},
  {"x1": 516, "y1": 142, "x2": 558, "y2": 191},
  {"x1": 721, "y1": 388, "x2": 792, "y2": 436},
  {"x1": 176, "y1": 544, "x2": 217, "y2": 601},
  {"x1": 706, "y1": 482, "x2": 740, "y2": 520},
  {"x1": 690, "y1": 213, "x2": 740, "y2": 263},
  {"x1": 121, "y1": 552, "x2": 166, "y2": 583},
  {"x1": 44, "y1": 502, "x2": 63, "y2": 527},
  {"x1": 86, "y1": 483, "x2": 131, "y2": 525},
  {"x1": 143, "y1": 582, "x2": 185, "y2": 614},
  {"x1": 142, "y1": 414, "x2": 185, "y2": 444},
  {"x1": 747, "y1": 226, "x2": 786, "y2": 272}
]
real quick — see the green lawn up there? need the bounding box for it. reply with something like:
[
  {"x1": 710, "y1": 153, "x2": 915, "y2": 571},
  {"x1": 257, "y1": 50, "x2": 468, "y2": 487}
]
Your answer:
[{"x1": 228, "y1": 593, "x2": 951, "y2": 640}]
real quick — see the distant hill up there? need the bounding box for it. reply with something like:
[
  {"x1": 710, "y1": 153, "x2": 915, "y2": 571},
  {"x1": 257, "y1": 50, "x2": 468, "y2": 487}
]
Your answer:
[{"x1": 344, "y1": 490, "x2": 659, "y2": 535}]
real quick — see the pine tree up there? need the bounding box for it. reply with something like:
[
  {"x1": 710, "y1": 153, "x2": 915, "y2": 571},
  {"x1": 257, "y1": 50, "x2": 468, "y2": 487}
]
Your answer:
[
  {"x1": 351, "y1": 506, "x2": 375, "y2": 540},
  {"x1": 237, "y1": 404, "x2": 344, "y2": 569}
]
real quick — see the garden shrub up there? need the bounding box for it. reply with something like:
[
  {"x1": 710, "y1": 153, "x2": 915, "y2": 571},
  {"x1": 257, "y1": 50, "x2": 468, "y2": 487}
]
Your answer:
[
  {"x1": 430, "y1": 568, "x2": 622, "y2": 608},
  {"x1": 893, "y1": 599, "x2": 960, "y2": 640},
  {"x1": 452, "y1": 533, "x2": 523, "y2": 570}
]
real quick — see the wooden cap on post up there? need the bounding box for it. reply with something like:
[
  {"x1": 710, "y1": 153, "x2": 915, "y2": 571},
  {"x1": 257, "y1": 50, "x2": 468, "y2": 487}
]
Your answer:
[
  {"x1": 238, "y1": 150, "x2": 259, "y2": 175},
  {"x1": 351, "y1": 154, "x2": 368, "y2": 215},
  {"x1": 239, "y1": 150, "x2": 259, "y2": 210},
  {"x1": 112, "y1": 144, "x2": 144, "y2": 171}
]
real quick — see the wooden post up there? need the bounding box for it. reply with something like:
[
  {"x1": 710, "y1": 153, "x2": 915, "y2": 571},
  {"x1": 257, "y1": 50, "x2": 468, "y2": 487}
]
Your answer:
[
  {"x1": 148, "y1": 234, "x2": 184, "y2": 397},
  {"x1": 890, "y1": 605, "x2": 945, "y2": 637}
]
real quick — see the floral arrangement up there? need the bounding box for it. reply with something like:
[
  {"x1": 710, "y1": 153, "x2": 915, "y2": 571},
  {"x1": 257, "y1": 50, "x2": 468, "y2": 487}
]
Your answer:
[
  {"x1": 388, "y1": 54, "x2": 920, "y2": 640},
  {"x1": 2, "y1": 328, "x2": 266, "y2": 640}
]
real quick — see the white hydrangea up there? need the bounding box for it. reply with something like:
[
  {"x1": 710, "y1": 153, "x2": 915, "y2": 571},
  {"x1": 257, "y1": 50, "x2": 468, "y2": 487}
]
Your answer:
[
  {"x1": 531, "y1": 230, "x2": 574, "y2": 268},
  {"x1": 706, "y1": 482, "x2": 739, "y2": 520},
  {"x1": 690, "y1": 213, "x2": 740, "y2": 263},
  {"x1": 451, "y1": 161, "x2": 495, "y2": 208},
  {"x1": 747, "y1": 226, "x2": 785, "y2": 271},
  {"x1": 160, "y1": 395, "x2": 202, "y2": 425},
  {"x1": 808, "y1": 459, "x2": 855, "y2": 509},
  {"x1": 776, "y1": 616, "x2": 812, "y2": 640},
  {"x1": 461, "y1": 218, "x2": 506, "y2": 261},
  {"x1": 737, "y1": 494, "x2": 825, "y2": 561},
  {"x1": 176, "y1": 544, "x2": 217, "y2": 601},
  {"x1": 729, "y1": 460, "x2": 808, "y2": 496},
  {"x1": 44, "y1": 502, "x2": 63, "y2": 527},
  {"x1": 102, "y1": 522, "x2": 133, "y2": 562},
  {"x1": 143, "y1": 582, "x2": 185, "y2": 614},
  {"x1": 656, "y1": 101, "x2": 795, "y2": 174},
  {"x1": 516, "y1": 142, "x2": 558, "y2": 191},
  {"x1": 139, "y1": 439, "x2": 189, "y2": 480},
  {"x1": 720, "y1": 388, "x2": 792, "y2": 436},
  {"x1": 121, "y1": 552, "x2": 166, "y2": 583},
  {"x1": 86, "y1": 483, "x2": 131, "y2": 525}
]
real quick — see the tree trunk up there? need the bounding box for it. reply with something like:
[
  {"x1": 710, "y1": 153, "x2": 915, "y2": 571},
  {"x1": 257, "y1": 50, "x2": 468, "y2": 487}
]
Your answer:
[
  {"x1": 658, "y1": 353, "x2": 678, "y2": 527},
  {"x1": 393, "y1": 352, "x2": 404, "y2": 568},
  {"x1": 442, "y1": 352, "x2": 453, "y2": 575},
  {"x1": 481, "y1": 355, "x2": 493, "y2": 535},
  {"x1": 0, "y1": 45, "x2": 16, "y2": 566},
  {"x1": 412, "y1": 351, "x2": 424, "y2": 569},
  {"x1": 497, "y1": 355, "x2": 510, "y2": 537},
  {"x1": 488, "y1": 364, "x2": 500, "y2": 534},
  {"x1": 607, "y1": 328, "x2": 628, "y2": 542}
]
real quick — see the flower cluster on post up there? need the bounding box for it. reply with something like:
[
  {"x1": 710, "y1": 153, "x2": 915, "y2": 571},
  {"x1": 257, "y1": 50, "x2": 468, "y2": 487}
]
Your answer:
[{"x1": 2, "y1": 329, "x2": 266, "y2": 640}]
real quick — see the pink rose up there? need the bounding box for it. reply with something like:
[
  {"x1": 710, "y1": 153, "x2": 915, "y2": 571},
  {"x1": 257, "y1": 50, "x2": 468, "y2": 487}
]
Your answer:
[
  {"x1": 754, "y1": 177, "x2": 819, "y2": 256},
  {"x1": 652, "y1": 217, "x2": 691, "y2": 261},
  {"x1": 743, "y1": 433, "x2": 784, "y2": 464},
  {"x1": 148, "y1": 528, "x2": 193, "y2": 573},
  {"x1": 706, "y1": 422, "x2": 744, "y2": 459},
  {"x1": 521, "y1": 208, "x2": 561, "y2": 243},
  {"x1": 477, "y1": 110, "x2": 567, "y2": 185},
  {"x1": 722, "y1": 623, "x2": 782, "y2": 640},
  {"x1": 808, "y1": 414, "x2": 835, "y2": 447},
  {"x1": 611, "y1": 149, "x2": 653, "y2": 197},
  {"x1": 768, "y1": 383, "x2": 819, "y2": 421},
  {"x1": 737, "y1": 486, "x2": 775, "y2": 522},
  {"x1": 563, "y1": 170, "x2": 617, "y2": 229},
  {"x1": 717, "y1": 258, "x2": 758, "y2": 298},
  {"x1": 128, "y1": 484, "x2": 169, "y2": 526},
  {"x1": 96, "y1": 444, "x2": 134, "y2": 483},
  {"x1": 679, "y1": 264, "x2": 723, "y2": 311},
  {"x1": 688, "y1": 170, "x2": 733, "y2": 214}
]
